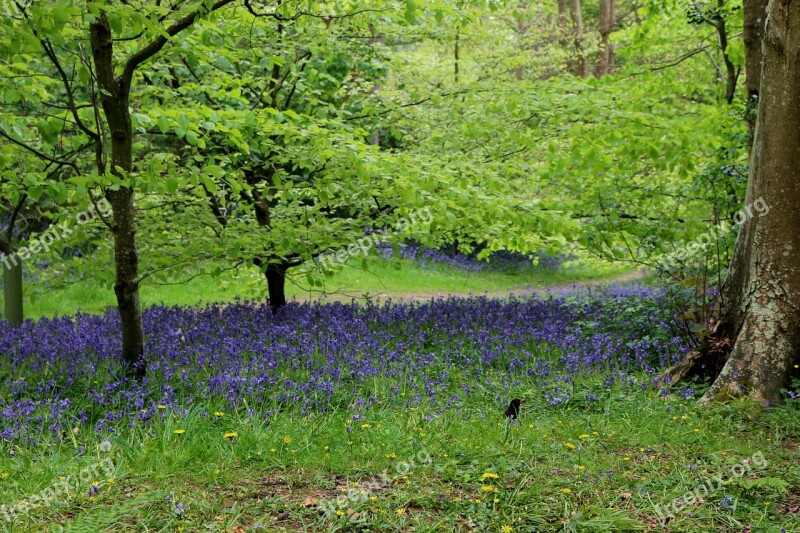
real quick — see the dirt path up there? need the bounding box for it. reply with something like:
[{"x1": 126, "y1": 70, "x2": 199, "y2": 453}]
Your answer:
[{"x1": 291, "y1": 269, "x2": 650, "y2": 305}]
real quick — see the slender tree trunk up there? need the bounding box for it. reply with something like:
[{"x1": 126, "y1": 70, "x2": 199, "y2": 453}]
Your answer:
[
  {"x1": 596, "y1": 0, "x2": 616, "y2": 77},
  {"x1": 454, "y1": 27, "x2": 460, "y2": 84},
  {"x1": 90, "y1": 14, "x2": 146, "y2": 380},
  {"x1": 557, "y1": 0, "x2": 572, "y2": 74},
  {"x1": 714, "y1": 0, "x2": 741, "y2": 104},
  {"x1": 1, "y1": 240, "x2": 23, "y2": 326},
  {"x1": 697, "y1": 0, "x2": 800, "y2": 405},
  {"x1": 743, "y1": 0, "x2": 768, "y2": 142},
  {"x1": 368, "y1": 23, "x2": 384, "y2": 144},
  {"x1": 250, "y1": 173, "x2": 292, "y2": 311},
  {"x1": 570, "y1": 0, "x2": 589, "y2": 77},
  {"x1": 514, "y1": 1, "x2": 530, "y2": 81}
]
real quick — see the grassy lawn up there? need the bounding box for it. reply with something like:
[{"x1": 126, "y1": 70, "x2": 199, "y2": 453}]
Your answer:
[
  {"x1": 1, "y1": 389, "x2": 798, "y2": 531},
  {"x1": 4, "y1": 256, "x2": 633, "y2": 319}
]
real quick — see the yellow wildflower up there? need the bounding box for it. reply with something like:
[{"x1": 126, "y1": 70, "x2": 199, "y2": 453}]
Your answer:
[
  {"x1": 173, "y1": 429, "x2": 185, "y2": 435},
  {"x1": 481, "y1": 472, "x2": 500, "y2": 480},
  {"x1": 223, "y1": 432, "x2": 238, "y2": 439}
]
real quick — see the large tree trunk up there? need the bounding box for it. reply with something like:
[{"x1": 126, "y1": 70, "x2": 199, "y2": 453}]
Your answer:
[
  {"x1": 743, "y1": 0, "x2": 768, "y2": 141},
  {"x1": 90, "y1": 14, "x2": 146, "y2": 380},
  {"x1": 1, "y1": 239, "x2": 23, "y2": 326},
  {"x1": 596, "y1": 0, "x2": 616, "y2": 77},
  {"x1": 696, "y1": 0, "x2": 800, "y2": 405}
]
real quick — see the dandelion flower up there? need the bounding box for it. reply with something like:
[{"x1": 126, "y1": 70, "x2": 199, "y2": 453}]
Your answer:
[
  {"x1": 223, "y1": 432, "x2": 238, "y2": 439},
  {"x1": 501, "y1": 526, "x2": 514, "y2": 533},
  {"x1": 157, "y1": 405, "x2": 166, "y2": 410},
  {"x1": 386, "y1": 453, "x2": 397, "y2": 459},
  {"x1": 214, "y1": 412, "x2": 224, "y2": 417},
  {"x1": 396, "y1": 507, "x2": 406, "y2": 516},
  {"x1": 560, "y1": 488, "x2": 572, "y2": 494},
  {"x1": 481, "y1": 472, "x2": 500, "y2": 480},
  {"x1": 565, "y1": 442, "x2": 576, "y2": 450},
  {"x1": 283, "y1": 436, "x2": 291, "y2": 445},
  {"x1": 173, "y1": 429, "x2": 185, "y2": 435},
  {"x1": 481, "y1": 485, "x2": 498, "y2": 492},
  {"x1": 361, "y1": 423, "x2": 371, "y2": 429},
  {"x1": 579, "y1": 434, "x2": 589, "y2": 439}
]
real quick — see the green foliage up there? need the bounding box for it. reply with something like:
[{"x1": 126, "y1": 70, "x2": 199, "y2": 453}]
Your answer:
[{"x1": 0, "y1": 0, "x2": 753, "y2": 312}]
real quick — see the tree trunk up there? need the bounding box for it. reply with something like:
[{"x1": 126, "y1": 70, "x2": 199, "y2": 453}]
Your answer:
[
  {"x1": 90, "y1": 14, "x2": 146, "y2": 380},
  {"x1": 266, "y1": 263, "x2": 288, "y2": 311},
  {"x1": 1, "y1": 239, "x2": 23, "y2": 326},
  {"x1": 556, "y1": 0, "x2": 572, "y2": 74},
  {"x1": 570, "y1": 0, "x2": 589, "y2": 77},
  {"x1": 514, "y1": 1, "x2": 530, "y2": 81},
  {"x1": 596, "y1": 0, "x2": 616, "y2": 77},
  {"x1": 696, "y1": 0, "x2": 800, "y2": 405},
  {"x1": 714, "y1": 0, "x2": 740, "y2": 104},
  {"x1": 743, "y1": 0, "x2": 768, "y2": 141},
  {"x1": 454, "y1": 27, "x2": 460, "y2": 84}
]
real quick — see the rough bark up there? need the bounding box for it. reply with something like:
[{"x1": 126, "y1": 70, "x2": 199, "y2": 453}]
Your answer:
[
  {"x1": 696, "y1": 0, "x2": 800, "y2": 405},
  {"x1": 596, "y1": 0, "x2": 616, "y2": 77},
  {"x1": 90, "y1": 14, "x2": 145, "y2": 380},
  {"x1": 570, "y1": 0, "x2": 589, "y2": 77},
  {"x1": 743, "y1": 0, "x2": 768, "y2": 141}
]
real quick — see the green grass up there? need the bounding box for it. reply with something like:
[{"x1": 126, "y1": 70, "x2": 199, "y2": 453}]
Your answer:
[
  {"x1": 4, "y1": 256, "x2": 634, "y2": 320},
  {"x1": 1, "y1": 387, "x2": 798, "y2": 532}
]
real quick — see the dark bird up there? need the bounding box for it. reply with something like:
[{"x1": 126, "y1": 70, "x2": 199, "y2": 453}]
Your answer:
[{"x1": 503, "y1": 398, "x2": 525, "y2": 419}]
